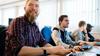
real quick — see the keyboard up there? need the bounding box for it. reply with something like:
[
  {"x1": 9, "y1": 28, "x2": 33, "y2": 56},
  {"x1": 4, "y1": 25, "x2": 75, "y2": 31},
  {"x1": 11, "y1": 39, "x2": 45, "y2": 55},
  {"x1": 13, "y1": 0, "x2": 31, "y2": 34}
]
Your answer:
[
  {"x1": 81, "y1": 44, "x2": 93, "y2": 51},
  {"x1": 67, "y1": 52, "x2": 96, "y2": 56},
  {"x1": 68, "y1": 52, "x2": 84, "y2": 56}
]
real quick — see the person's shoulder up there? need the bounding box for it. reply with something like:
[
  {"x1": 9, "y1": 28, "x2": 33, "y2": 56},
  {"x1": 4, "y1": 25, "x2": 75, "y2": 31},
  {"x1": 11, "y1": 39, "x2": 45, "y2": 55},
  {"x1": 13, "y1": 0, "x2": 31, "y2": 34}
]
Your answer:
[
  {"x1": 53, "y1": 25, "x2": 60, "y2": 31},
  {"x1": 13, "y1": 16, "x2": 25, "y2": 23},
  {"x1": 72, "y1": 29, "x2": 78, "y2": 33},
  {"x1": 72, "y1": 29, "x2": 79, "y2": 36},
  {"x1": 15, "y1": 16, "x2": 24, "y2": 20},
  {"x1": 9, "y1": 16, "x2": 24, "y2": 26}
]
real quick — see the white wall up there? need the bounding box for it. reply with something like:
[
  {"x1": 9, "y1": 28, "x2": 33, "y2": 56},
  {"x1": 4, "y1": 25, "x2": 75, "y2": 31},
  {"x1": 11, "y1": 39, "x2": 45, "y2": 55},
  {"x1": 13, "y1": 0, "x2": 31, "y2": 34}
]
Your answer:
[
  {"x1": 0, "y1": 0, "x2": 25, "y2": 26},
  {"x1": 36, "y1": 0, "x2": 58, "y2": 30},
  {"x1": 0, "y1": 10, "x2": 1, "y2": 25},
  {"x1": 95, "y1": 0, "x2": 100, "y2": 33},
  {"x1": 0, "y1": 0, "x2": 100, "y2": 32},
  {"x1": 61, "y1": 0, "x2": 97, "y2": 32}
]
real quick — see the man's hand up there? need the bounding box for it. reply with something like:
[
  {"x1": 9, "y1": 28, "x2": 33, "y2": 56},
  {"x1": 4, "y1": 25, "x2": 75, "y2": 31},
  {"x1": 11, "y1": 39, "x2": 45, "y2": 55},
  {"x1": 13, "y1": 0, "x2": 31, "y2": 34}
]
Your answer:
[
  {"x1": 73, "y1": 46, "x2": 82, "y2": 52},
  {"x1": 49, "y1": 46, "x2": 72, "y2": 55},
  {"x1": 79, "y1": 41, "x2": 86, "y2": 46}
]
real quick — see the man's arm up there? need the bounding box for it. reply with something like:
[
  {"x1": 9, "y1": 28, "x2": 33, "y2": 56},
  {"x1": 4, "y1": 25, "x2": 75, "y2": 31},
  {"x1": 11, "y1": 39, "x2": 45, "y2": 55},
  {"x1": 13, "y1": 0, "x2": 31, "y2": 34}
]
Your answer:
[
  {"x1": 86, "y1": 42, "x2": 100, "y2": 46},
  {"x1": 18, "y1": 46, "x2": 72, "y2": 56},
  {"x1": 51, "y1": 30, "x2": 62, "y2": 45},
  {"x1": 18, "y1": 46, "x2": 43, "y2": 56},
  {"x1": 51, "y1": 30, "x2": 70, "y2": 49},
  {"x1": 72, "y1": 30, "x2": 78, "y2": 42}
]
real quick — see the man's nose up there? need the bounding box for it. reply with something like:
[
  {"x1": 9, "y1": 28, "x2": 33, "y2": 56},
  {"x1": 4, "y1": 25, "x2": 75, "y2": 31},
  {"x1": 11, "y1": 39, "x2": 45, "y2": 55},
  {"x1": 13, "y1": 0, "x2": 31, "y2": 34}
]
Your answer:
[
  {"x1": 67, "y1": 22, "x2": 69, "y2": 24},
  {"x1": 32, "y1": 6, "x2": 36, "y2": 11},
  {"x1": 33, "y1": 5, "x2": 38, "y2": 10}
]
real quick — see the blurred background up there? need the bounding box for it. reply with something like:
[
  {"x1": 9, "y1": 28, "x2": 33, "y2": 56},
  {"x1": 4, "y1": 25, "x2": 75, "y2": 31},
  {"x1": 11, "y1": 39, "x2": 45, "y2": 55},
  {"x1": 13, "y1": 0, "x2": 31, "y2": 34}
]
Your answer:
[{"x1": 0, "y1": 0, "x2": 100, "y2": 38}]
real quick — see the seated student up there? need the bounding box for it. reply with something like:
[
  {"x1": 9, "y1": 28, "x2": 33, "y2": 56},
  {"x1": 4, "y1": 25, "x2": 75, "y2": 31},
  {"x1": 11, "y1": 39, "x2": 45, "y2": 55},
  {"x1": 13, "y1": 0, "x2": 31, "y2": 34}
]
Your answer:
[
  {"x1": 51, "y1": 15, "x2": 76, "y2": 48},
  {"x1": 84, "y1": 24, "x2": 100, "y2": 46},
  {"x1": 86, "y1": 24, "x2": 95, "y2": 42},
  {"x1": 87, "y1": 24, "x2": 100, "y2": 42},
  {"x1": 72, "y1": 21, "x2": 89, "y2": 44}
]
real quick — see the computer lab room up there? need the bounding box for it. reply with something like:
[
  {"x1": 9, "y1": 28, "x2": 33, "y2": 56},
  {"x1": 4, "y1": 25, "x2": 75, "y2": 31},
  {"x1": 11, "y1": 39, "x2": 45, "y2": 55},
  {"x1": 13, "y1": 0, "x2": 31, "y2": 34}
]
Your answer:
[{"x1": 0, "y1": 0, "x2": 100, "y2": 56}]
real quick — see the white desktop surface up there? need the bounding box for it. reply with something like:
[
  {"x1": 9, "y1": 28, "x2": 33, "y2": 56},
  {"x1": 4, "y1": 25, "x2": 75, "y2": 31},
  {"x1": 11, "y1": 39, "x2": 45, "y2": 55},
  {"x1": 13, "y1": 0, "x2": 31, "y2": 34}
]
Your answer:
[{"x1": 66, "y1": 46, "x2": 100, "y2": 56}]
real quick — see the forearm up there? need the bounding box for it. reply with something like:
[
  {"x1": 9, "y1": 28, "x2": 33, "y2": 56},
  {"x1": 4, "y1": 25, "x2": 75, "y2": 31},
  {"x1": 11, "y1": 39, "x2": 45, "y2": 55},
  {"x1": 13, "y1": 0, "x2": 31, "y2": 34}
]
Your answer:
[
  {"x1": 18, "y1": 46, "x2": 62, "y2": 56},
  {"x1": 18, "y1": 46, "x2": 44, "y2": 56},
  {"x1": 95, "y1": 42, "x2": 100, "y2": 46}
]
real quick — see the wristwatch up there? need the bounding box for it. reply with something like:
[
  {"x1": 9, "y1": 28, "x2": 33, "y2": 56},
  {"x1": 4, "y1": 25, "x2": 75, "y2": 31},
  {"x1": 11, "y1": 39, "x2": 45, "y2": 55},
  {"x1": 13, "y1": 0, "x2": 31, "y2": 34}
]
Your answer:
[
  {"x1": 43, "y1": 50, "x2": 48, "y2": 56},
  {"x1": 41, "y1": 48, "x2": 48, "y2": 56}
]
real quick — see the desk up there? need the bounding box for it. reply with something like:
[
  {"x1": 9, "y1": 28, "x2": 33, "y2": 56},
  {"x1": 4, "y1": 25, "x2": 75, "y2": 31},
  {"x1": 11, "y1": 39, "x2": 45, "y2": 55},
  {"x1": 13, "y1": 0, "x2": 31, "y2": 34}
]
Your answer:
[
  {"x1": 86, "y1": 46, "x2": 100, "y2": 54},
  {"x1": 95, "y1": 46, "x2": 100, "y2": 49},
  {"x1": 67, "y1": 46, "x2": 100, "y2": 56},
  {"x1": 67, "y1": 52, "x2": 97, "y2": 56}
]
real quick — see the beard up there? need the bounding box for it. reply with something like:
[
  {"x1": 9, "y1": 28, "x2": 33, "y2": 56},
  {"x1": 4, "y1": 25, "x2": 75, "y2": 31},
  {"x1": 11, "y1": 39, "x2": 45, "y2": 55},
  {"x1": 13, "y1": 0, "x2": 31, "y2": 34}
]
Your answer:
[{"x1": 26, "y1": 11, "x2": 38, "y2": 23}]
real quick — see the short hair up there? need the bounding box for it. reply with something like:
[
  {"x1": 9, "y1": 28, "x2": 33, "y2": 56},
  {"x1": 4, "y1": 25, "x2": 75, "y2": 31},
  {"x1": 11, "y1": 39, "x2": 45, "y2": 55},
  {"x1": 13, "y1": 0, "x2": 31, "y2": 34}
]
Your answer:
[
  {"x1": 86, "y1": 24, "x2": 93, "y2": 32},
  {"x1": 87, "y1": 24, "x2": 93, "y2": 28},
  {"x1": 78, "y1": 21, "x2": 86, "y2": 27},
  {"x1": 59, "y1": 15, "x2": 68, "y2": 24},
  {"x1": 25, "y1": 0, "x2": 38, "y2": 5}
]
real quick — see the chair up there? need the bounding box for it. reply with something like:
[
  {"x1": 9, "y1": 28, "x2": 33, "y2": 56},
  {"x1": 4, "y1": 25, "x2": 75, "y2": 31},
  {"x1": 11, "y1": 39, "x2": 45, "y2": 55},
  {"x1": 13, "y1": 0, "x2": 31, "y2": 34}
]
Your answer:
[
  {"x1": 41, "y1": 26, "x2": 56, "y2": 46},
  {"x1": 0, "y1": 25, "x2": 7, "y2": 56}
]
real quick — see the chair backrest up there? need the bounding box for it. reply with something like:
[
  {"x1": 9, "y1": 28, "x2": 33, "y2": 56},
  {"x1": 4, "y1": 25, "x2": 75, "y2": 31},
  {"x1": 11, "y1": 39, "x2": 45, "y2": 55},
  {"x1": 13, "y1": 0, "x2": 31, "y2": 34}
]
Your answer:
[
  {"x1": 0, "y1": 25, "x2": 7, "y2": 56},
  {"x1": 41, "y1": 26, "x2": 56, "y2": 46}
]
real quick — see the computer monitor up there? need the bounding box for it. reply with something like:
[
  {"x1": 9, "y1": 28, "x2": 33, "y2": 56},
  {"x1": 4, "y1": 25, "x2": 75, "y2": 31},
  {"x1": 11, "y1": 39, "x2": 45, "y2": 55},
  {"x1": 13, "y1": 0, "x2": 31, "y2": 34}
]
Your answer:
[{"x1": 9, "y1": 18, "x2": 13, "y2": 25}]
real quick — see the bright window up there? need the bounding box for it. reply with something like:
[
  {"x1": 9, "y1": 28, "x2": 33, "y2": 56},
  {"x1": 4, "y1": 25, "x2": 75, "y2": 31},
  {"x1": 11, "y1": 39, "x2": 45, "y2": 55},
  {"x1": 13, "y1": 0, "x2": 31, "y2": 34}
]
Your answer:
[
  {"x1": 62, "y1": 0, "x2": 96, "y2": 31},
  {"x1": 36, "y1": 0, "x2": 58, "y2": 30},
  {"x1": 3, "y1": 7, "x2": 15, "y2": 26},
  {"x1": 0, "y1": 10, "x2": 1, "y2": 25},
  {"x1": 18, "y1": 6, "x2": 25, "y2": 16}
]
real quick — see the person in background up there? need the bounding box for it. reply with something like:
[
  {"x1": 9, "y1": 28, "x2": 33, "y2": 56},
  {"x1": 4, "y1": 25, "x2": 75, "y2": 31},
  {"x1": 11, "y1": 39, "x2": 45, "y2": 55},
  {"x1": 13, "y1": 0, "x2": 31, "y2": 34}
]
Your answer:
[
  {"x1": 86, "y1": 24, "x2": 95, "y2": 42},
  {"x1": 86, "y1": 23, "x2": 100, "y2": 42},
  {"x1": 51, "y1": 15, "x2": 78, "y2": 49},
  {"x1": 5, "y1": 0, "x2": 72, "y2": 56},
  {"x1": 85, "y1": 24, "x2": 100, "y2": 46},
  {"x1": 72, "y1": 21, "x2": 89, "y2": 45}
]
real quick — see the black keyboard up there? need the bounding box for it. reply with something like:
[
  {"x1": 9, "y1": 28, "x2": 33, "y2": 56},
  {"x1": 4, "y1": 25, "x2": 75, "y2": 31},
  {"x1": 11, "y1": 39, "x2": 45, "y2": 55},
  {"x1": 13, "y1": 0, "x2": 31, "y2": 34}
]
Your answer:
[{"x1": 81, "y1": 44, "x2": 92, "y2": 51}]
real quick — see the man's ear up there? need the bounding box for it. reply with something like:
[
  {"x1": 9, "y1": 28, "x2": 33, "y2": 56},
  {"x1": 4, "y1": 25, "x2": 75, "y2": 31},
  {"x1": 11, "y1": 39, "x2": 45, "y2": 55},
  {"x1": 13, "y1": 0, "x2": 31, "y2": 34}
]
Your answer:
[{"x1": 59, "y1": 21, "x2": 62, "y2": 25}]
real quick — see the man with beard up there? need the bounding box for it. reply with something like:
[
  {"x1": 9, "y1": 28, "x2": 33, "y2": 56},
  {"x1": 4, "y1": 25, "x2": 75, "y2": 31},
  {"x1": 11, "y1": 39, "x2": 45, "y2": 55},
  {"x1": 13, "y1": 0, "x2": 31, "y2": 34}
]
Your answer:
[{"x1": 5, "y1": 0, "x2": 72, "y2": 56}]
